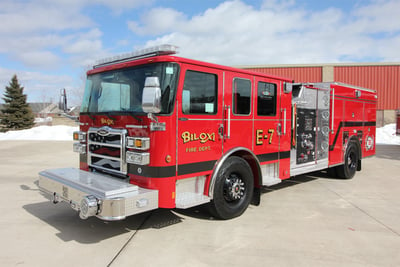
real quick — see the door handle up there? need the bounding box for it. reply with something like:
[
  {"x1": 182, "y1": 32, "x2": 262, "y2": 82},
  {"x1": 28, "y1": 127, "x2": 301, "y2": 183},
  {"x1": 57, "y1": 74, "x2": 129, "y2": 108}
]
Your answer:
[
  {"x1": 224, "y1": 105, "x2": 231, "y2": 139},
  {"x1": 281, "y1": 108, "x2": 286, "y2": 135},
  {"x1": 277, "y1": 123, "x2": 282, "y2": 136},
  {"x1": 218, "y1": 124, "x2": 224, "y2": 139}
]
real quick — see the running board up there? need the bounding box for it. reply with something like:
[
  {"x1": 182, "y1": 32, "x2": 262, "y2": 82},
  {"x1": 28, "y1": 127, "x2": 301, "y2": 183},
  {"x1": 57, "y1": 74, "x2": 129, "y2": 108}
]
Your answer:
[
  {"x1": 175, "y1": 176, "x2": 210, "y2": 209},
  {"x1": 261, "y1": 163, "x2": 282, "y2": 186}
]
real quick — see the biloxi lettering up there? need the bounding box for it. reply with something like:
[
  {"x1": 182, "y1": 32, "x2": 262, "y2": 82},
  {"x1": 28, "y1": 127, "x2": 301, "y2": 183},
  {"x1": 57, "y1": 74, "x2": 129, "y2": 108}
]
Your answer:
[{"x1": 182, "y1": 131, "x2": 216, "y2": 144}]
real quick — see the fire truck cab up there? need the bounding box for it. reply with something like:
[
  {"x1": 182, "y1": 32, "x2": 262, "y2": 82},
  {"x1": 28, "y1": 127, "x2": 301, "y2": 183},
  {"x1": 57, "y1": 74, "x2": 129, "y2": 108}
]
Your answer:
[{"x1": 38, "y1": 45, "x2": 377, "y2": 220}]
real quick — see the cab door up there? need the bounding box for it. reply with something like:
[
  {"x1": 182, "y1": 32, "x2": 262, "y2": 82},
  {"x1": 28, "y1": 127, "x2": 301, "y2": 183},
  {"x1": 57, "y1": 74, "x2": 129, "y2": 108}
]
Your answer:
[
  {"x1": 252, "y1": 78, "x2": 285, "y2": 185},
  {"x1": 176, "y1": 65, "x2": 223, "y2": 178},
  {"x1": 221, "y1": 72, "x2": 254, "y2": 153}
]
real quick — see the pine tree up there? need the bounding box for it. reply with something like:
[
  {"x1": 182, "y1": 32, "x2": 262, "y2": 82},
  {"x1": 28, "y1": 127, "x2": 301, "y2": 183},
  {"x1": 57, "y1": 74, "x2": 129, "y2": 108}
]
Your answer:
[{"x1": 1, "y1": 75, "x2": 35, "y2": 131}]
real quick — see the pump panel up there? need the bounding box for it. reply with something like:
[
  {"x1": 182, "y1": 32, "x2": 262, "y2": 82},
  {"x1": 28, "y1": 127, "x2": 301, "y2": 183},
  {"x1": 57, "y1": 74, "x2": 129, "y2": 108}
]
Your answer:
[{"x1": 290, "y1": 84, "x2": 330, "y2": 176}]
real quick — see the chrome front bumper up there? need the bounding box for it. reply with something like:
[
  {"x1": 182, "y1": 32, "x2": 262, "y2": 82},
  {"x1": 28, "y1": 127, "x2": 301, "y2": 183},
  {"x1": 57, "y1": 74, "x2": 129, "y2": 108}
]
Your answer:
[{"x1": 38, "y1": 168, "x2": 158, "y2": 221}]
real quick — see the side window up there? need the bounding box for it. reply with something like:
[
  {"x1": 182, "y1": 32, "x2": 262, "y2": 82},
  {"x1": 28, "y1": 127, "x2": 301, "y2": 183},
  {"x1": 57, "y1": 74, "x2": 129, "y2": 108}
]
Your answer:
[
  {"x1": 182, "y1": 70, "x2": 217, "y2": 114},
  {"x1": 233, "y1": 78, "x2": 251, "y2": 115},
  {"x1": 257, "y1": 82, "x2": 277, "y2": 116}
]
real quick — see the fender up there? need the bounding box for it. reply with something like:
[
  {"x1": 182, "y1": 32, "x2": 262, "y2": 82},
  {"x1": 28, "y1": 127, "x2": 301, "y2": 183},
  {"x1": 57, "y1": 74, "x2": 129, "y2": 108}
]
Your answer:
[{"x1": 208, "y1": 147, "x2": 262, "y2": 199}]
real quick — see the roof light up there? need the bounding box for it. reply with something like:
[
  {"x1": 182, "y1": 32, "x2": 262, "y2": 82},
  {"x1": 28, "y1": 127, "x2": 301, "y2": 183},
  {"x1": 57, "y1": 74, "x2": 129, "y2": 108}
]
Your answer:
[{"x1": 94, "y1": 44, "x2": 178, "y2": 68}]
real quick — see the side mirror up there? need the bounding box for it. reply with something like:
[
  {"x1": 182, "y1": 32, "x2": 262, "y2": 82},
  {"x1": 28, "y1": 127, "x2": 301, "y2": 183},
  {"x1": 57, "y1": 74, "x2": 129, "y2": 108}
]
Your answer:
[
  {"x1": 142, "y1": 77, "x2": 161, "y2": 114},
  {"x1": 284, "y1": 82, "x2": 293, "y2": 94}
]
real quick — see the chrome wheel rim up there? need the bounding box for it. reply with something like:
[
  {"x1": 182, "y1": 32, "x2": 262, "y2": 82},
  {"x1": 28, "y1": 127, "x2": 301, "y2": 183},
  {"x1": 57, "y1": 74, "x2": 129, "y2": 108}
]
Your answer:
[{"x1": 223, "y1": 174, "x2": 245, "y2": 202}]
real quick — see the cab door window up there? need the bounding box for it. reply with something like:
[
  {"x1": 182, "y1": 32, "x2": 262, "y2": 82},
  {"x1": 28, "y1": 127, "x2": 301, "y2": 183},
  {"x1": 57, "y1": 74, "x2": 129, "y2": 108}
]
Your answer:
[
  {"x1": 233, "y1": 78, "x2": 251, "y2": 115},
  {"x1": 257, "y1": 82, "x2": 277, "y2": 116},
  {"x1": 182, "y1": 70, "x2": 218, "y2": 114}
]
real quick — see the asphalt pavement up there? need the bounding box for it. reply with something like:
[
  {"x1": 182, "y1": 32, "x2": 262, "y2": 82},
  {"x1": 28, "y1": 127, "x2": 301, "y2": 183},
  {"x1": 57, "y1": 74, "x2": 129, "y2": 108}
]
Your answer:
[{"x1": 0, "y1": 141, "x2": 399, "y2": 266}]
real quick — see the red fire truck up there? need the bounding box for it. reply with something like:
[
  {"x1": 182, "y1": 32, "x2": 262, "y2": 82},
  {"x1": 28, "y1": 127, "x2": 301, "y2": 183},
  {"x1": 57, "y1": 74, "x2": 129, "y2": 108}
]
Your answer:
[{"x1": 38, "y1": 45, "x2": 377, "y2": 220}]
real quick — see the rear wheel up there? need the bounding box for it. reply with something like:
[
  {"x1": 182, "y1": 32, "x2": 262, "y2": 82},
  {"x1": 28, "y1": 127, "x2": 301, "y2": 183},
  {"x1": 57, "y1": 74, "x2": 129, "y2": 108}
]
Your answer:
[
  {"x1": 337, "y1": 142, "x2": 359, "y2": 179},
  {"x1": 210, "y1": 156, "x2": 254, "y2": 219}
]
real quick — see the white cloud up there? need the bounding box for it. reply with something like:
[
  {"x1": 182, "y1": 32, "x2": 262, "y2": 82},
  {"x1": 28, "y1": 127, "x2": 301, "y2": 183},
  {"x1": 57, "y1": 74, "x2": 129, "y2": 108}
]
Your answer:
[
  {"x1": 0, "y1": 67, "x2": 75, "y2": 103},
  {"x1": 0, "y1": 0, "x2": 139, "y2": 69},
  {"x1": 93, "y1": 0, "x2": 152, "y2": 14},
  {"x1": 131, "y1": 0, "x2": 400, "y2": 65},
  {"x1": 16, "y1": 51, "x2": 61, "y2": 69},
  {"x1": 352, "y1": 0, "x2": 400, "y2": 33},
  {"x1": 0, "y1": 31, "x2": 96, "y2": 69},
  {"x1": 64, "y1": 39, "x2": 102, "y2": 56},
  {"x1": 0, "y1": 1, "x2": 93, "y2": 35},
  {"x1": 61, "y1": 29, "x2": 110, "y2": 69},
  {"x1": 49, "y1": 0, "x2": 152, "y2": 13},
  {"x1": 63, "y1": 29, "x2": 103, "y2": 54},
  {"x1": 261, "y1": 0, "x2": 296, "y2": 10},
  {"x1": 0, "y1": 34, "x2": 69, "y2": 55},
  {"x1": 117, "y1": 39, "x2": 130, "y2": 47},
  {"x1": 0, "y1": 0, "x2": 99, "y2": 69},
  {"x1": 128, "y1": 8, "x2": 187, "y2": 35},
  {"x1": 0, "y1": 0, "x2": 149, "y2": 104}
]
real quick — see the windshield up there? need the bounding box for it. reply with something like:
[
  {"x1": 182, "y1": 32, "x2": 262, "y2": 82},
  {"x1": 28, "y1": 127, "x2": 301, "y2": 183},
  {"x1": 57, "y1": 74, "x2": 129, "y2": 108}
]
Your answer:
[{"x1": 80, "y1": 63, "x2": 179, "y2": 114}]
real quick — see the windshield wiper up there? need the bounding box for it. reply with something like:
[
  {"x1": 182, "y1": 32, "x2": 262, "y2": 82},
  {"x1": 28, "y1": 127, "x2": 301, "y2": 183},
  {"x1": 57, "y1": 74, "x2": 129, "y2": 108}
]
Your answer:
[
  {"x1": 119, "y1": 108, "x2": 143, "y2": 122},
  {"x1": 105, "y1": 113, "x2": 117, "y2": 121},
  {"x1": 127, "y1": 113, "x2": 142, "y2": 122},
  {"x1": 87, "y1": 113, "x2": 96, "y2": 121}
]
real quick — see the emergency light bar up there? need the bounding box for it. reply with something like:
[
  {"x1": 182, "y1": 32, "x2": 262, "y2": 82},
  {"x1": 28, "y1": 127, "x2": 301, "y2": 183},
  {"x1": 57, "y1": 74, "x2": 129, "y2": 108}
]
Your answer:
[{"x1": 94, "y1": 44, "x2": 178, "y2": 69}]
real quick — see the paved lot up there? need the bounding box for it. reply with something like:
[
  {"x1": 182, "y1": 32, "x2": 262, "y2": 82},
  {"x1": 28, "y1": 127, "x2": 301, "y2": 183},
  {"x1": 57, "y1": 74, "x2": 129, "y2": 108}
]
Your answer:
[{"x1": 0, "y1": 141, "x2": 399, "y2": 267}]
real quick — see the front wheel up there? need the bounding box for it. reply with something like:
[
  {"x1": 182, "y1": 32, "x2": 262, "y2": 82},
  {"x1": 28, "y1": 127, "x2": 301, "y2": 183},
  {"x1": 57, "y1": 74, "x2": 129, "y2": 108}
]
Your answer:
[
  {"x1": 336, "y1": 142, "x2": 359, "y2": 179},
  {"x1": 209, "y1": 156, "x2": 254, "y2": 219}
]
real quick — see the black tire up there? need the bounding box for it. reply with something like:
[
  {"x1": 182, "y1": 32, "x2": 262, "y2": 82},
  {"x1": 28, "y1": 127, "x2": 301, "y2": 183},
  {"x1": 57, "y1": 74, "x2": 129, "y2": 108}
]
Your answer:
[
  {"x1": 209, "y1": 156, "x2": 254, "y2": 219},
  {"x1": 336, "y1": 142, "x2": 359, "y2": 179}
]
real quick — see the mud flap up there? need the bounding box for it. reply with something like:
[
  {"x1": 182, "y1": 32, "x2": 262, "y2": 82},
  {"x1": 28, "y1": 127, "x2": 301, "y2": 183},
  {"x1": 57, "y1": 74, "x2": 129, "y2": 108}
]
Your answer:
[{"x1": 251, "y1": 187, "x2": 261, "y2": 206}]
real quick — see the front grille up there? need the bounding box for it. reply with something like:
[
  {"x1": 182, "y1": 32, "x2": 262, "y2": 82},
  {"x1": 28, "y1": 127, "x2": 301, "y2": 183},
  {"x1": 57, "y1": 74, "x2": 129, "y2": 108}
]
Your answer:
[{"x1": 88, "y1": 127, "x2": 127, "y2": 175}]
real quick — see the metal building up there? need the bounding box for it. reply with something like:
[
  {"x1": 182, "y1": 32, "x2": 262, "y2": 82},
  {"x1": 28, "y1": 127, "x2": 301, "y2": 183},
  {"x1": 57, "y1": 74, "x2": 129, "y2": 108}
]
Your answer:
[{"x1": 242, "y1": 62, "x2": 400, "y2": 126}]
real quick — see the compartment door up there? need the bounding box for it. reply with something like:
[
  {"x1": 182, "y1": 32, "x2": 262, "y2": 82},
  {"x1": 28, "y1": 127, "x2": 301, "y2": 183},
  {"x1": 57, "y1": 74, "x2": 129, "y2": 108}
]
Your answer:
[{"x1": 290, "y1": 85, "x2": 330, "y2": 176}]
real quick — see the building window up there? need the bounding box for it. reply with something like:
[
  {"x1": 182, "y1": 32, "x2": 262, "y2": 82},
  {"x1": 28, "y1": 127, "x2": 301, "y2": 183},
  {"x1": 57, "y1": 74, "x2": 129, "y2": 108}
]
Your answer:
[
  {"x1": 182, "y1": 70, "x2": 218, "y2": 114},
  {"x1": 257, "y1": 82, "x2": 276, "y2": 116},
  {"x1": 233, "y1": 78, "x2": 251, "y2": 115}
]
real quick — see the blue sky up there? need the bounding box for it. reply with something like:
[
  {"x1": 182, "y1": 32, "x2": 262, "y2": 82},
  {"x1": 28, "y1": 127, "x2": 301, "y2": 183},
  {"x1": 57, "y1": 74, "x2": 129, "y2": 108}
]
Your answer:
[{"x1": 1, "y1": 0, "x2": 399, "y2": 105}]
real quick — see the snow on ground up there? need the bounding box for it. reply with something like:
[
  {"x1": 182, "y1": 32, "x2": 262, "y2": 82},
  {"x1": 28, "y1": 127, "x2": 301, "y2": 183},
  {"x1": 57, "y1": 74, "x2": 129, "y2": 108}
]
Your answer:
[
  {"x1": 0, "y1": 124, "x2": 399, "y2": 144},
  {"x1": 0, "y1": 125, "x2": 78, "y2": 141},
  {"x1": 34, "y1": 117, "x2": 52, "y2": 123},
  {"x1": 376, "y1": 123, "x2": 400, "y2": 145}
]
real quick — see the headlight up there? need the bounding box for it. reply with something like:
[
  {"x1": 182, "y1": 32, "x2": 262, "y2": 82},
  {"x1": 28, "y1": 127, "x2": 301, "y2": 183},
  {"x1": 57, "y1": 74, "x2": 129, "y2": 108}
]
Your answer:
[
  {"x1": 126, "y1": 151, "x2": 150, "y2": 165},
  {"x1": 126, "y1": 137, "x2": 150, "y2": 150},
  {"x1": 73, "y1": 143, "x2": 87, "y2": 154}
]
